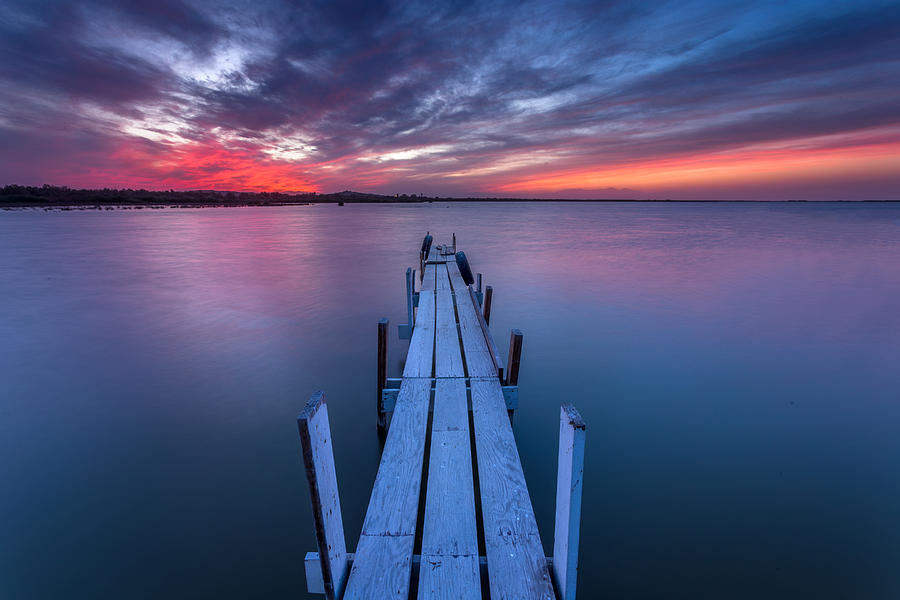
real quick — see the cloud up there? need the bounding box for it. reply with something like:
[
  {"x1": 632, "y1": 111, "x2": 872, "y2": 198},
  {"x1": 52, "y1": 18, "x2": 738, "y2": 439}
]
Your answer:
[{"x1": 0, "y1": 0, "x2": 898, "y2": 198}]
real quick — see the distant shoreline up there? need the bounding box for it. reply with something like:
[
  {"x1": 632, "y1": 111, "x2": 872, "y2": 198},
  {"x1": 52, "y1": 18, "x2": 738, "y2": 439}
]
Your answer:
[
  {"x1": 1, "y1": 186, "x2": 896, "y2": 207},
  {"x1": 3, "y1": 199, "x2": 898, "y2": 209}
]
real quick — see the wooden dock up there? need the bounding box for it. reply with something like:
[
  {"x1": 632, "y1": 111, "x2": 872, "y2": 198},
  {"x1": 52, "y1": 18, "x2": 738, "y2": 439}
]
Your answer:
[{"x1": 299, "y1": 237, "x2": 586, "y2": 600}]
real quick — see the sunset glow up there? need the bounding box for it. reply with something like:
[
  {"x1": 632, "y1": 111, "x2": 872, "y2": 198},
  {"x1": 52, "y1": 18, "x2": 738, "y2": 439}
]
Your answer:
[{"x1": 1, "y1": 0, "x2": 898, "y2": 199}]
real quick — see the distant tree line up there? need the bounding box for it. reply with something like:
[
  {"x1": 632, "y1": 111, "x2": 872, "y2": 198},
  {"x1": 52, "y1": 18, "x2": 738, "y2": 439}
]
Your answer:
[{"x1": 0, "y1": 184, "x2": 317, "y2": 206}]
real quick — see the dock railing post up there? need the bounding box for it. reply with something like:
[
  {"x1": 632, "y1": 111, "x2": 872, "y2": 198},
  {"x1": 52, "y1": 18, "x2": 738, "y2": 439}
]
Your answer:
[
  {"x1": 452, "y1": 232, "x2": 456, "y2": 251},
  {"x1": 406, "y1": 268, "x2": 415, "y2": 330},
  {"x1": 298, "y1": 392, "x2": 349, "y2": 600},
  {"x1": 377, "y1": 318, "x2": 389, "y2": 432},
  {"x1": 505, "y1": 329, "x2": 523, "y2": 386},
  {"x1": 483, "y1": 286, "x2": 493, "y2": 326},
  {"x1": 552, "y1": 404, "x2": 586, "y2": 600}
]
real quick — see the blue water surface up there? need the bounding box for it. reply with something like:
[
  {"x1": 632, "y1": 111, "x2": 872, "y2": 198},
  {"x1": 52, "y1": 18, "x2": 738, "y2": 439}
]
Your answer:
[{"x1": 1, "y1": 202, "x2": 899, "y2": 599}]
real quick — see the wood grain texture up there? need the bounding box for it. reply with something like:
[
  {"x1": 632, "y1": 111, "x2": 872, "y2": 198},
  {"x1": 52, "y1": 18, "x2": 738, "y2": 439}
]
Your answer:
[
  {"x1": 418, "y1": 554, "x2": 481, "y2": 600},
  {"x1": 447, "y1": 261, "x2": 498, "y2": 377},
  {"x1": 421, "y1": 429, "x2": 479, "y2": 556},
  {"x1": 553, "y1": 404, "x2": 586, "y2": 600},
  {"x1": 431, "y1": 378, "x2": 467, "y2": 432},
  {"x1": 469, "y1": 378, "x2": 555, "y2": 600},
  {"x1": 421, "y1": 262, "x2": 437, "y2": 292},
  {"x1": 404, "y1": 290, "x2": 435, "y2": 378},
  {"x1": 420, "y1": 378, "x2": 479, "y2": 598},
  {"x1": 359, "y1": 377, "x2": 431, "y2": 536},
  {"x1": 343, "y1": 533, "x2": 415, "y2": 600},
  {"x1": 469, "y1": 286, "x2": 504, "y2": 374},
  {"x1": 298, "y1": 392, "x2": 348, "y2": 600},
  {"x1": 434, "y1": 265, "x2": 465, "y2": 378}
]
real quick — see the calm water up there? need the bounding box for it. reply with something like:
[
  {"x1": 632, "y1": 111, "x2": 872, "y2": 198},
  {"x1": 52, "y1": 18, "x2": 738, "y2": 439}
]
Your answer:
[{"x1": 2, "y1": 202, "x2": 899, "y2": 599}]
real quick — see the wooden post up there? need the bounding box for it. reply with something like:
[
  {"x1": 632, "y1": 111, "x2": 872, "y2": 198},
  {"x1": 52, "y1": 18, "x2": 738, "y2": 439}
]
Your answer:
[
  {"x1": 476, "y1": 272, "x2": 483, "y2": 294},
  {"x1": 377, "y1": 318, "x2": 389, "y2": 432},
  {"x1": 405, "y1": 269, "x2": 414, "y2": 331},
  {"x1": 484, "y1": 286, "x2": 493, "y2": 326},
  {"x1": 452, "y1": 232, "x2": 456, "y2": 251},
  {"x1": 505, "y1": 329, "x2": 523, "y2": 386},
  {"x1": 298, "y1": 392, "x2": 349, "y2": 600},
  {"x1": 553, "y1": 404, "x2": 586, "y2": 600}
]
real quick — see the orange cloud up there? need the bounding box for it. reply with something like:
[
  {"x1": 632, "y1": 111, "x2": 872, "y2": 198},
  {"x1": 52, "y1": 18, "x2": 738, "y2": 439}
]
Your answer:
[{"x1": 495, "y1": 132, "x2": 900, "y2": 196}]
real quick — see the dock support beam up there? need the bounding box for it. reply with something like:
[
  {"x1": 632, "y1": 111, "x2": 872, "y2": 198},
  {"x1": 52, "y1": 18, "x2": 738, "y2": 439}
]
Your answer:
[
  {"x1": 298, "y1": 392, "x2": 349, "y2": 600},
  {"x1": 377, "y1": 318, "x2": 389, "y2": 433},
  {"x1": 506, "y1": 329, "x2": 523, "y2": 386},
  {"x1": 483, "y1": 286, "x2": 493, "y2": 326},
  {"x1": 552, "y1": 404, "x2": 586, "y2": 600}
]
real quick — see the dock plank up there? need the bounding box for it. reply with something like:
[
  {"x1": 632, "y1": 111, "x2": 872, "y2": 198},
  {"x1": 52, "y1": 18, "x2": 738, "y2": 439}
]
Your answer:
[
  {"x1": 359, "y1": 377, "x2": 432, "y2": 536},
  {"x1": 417, "y1": 554, "x2": 480, "y2": 600},
  {"x1": 419, "y1": 377, "x2": 480, "y2": 599},
  {"x1": 345, "y1": 377, "x2": 432, "y2": 598},
  {"x1": 447, "y1": 261, "x2": 498, "y2": 377},
  {"x1": 434, "y1": 265, "x2": 464, "y2": 378},
  {"x1": 344, "y1": 534, "x2": 415, "y2": 600},
  {"x1": 404, "y1": 260, "x2": 436, "y2": 379},
  {"x1": 470, "y1": 377, "x2": 555, "y2": 600}
]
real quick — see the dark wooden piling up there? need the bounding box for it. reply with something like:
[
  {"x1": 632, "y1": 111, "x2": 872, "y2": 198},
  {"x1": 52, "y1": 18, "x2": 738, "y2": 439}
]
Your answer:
[
  {"x1": 505, "y1": 329, "x2": 523, "y2": 386},
  {"x1": 483, "y1": 286, "x2": 493, "y2": 326},
  {"x1": 376, "y1": 318, "x2": 389, "y2": 432}
]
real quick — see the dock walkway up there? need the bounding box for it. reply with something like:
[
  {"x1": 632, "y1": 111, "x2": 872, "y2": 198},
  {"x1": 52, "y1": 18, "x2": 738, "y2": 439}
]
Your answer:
[{"x1": 299, "y1": 238, "x2": 585, "y2": 600}]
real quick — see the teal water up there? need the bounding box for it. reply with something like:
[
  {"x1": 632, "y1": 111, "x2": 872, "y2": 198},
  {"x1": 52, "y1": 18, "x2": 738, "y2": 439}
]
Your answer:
[{"x1": 1, "y1": 202, "x2": 899, "y2": 599}]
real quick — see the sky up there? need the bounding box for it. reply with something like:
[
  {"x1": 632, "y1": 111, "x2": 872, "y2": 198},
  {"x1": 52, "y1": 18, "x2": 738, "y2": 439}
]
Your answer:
[{"x1": 0, "y1": 0, "x2": 898, "y2": 199}]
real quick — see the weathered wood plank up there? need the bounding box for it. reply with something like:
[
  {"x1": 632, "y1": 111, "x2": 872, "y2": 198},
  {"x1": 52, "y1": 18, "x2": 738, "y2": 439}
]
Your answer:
[
  {"x1": 344, "y1": 377, "x2": 432, "y2": 598},
  {"x1": 297, "y1": 392, "x2": 348, "y2": 600},
  {"x1": 470, "y1": 378, "x2": 555, "y2": 600},
  {"x1": 421, "y1": 429, "x2": 478, "y2": 554},
  {"x1": 430, "y1": 377, "x2": 468, "y2": 432},
  {"x1": 434, "y1": 263, "x2": 450, "y2": 293},
  {"x1": 434, "y1": 265, "x2": 465, "y2": 378},
  {"x1": 419, "y1": 378, "x2": 479, "y2": 598},
  {"x1": 469, "y1": 286, "x2": 504, "y2": 376},
  {"x1": 344, "y1": 533, "x2": 415, "y2": 600},
  {"x1": 421, "y1": 262, "x2": 437, "y2": 292},
  {"x1": 446, "y1": 261, "x2": 498, "y2": 377},
  {"x1": 418, "y1": 554, "x2": 481, "y2": 600},
  {"x1": 404, "y1": 264, "x2": 435, "y2": 377},
  {"x1": 359, "y1": 377, "x2": 432, "y2": 536},
  {"x1": 553, "y1": 404, "x2": 586, "y2": 600}
]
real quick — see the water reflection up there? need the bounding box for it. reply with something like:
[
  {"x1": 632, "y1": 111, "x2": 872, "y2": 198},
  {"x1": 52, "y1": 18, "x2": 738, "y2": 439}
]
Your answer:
[{"x1": 1, "y1": 202, "x2": 899, "y2": 599}]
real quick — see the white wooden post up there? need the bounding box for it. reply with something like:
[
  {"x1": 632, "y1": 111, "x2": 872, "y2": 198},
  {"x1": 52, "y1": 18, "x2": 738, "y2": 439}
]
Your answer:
[
  {"x1": 553, "y1": 404, "x2": 586, "y2": 600},
  {"x1": 298, "y1": 392, "x2": 348, "y2": 600}
]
